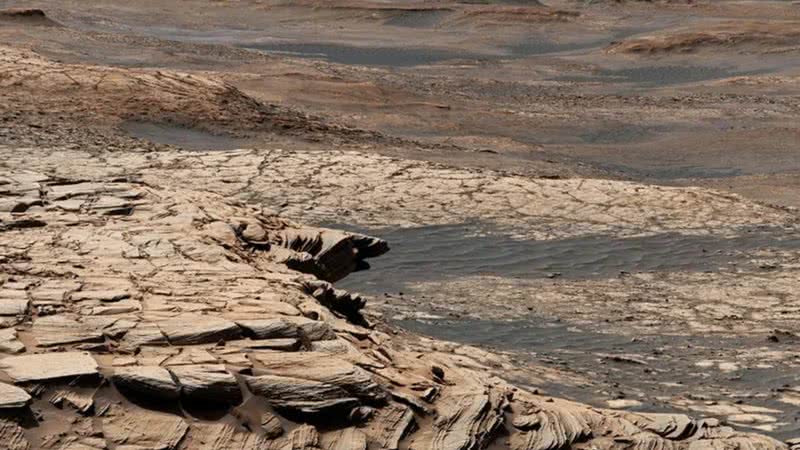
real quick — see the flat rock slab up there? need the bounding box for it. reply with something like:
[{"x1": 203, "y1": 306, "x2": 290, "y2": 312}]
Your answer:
[
  {"x1": 159, "y1": 315, "x2": 241, "y2": 345},
  {"x1": 113, "y1": 366, "x2": 180, "y2": 400},
  {"x1": 0, "y1": 381, "x2": 31, "y2": 408},
  {"x1": 169, "y1": 364, "x2": 242, "y2": 404},
  {"x1": 32, "y1": 315, "x2": 105, "y2": 347},
  {"x1": 0, "y1": 351, "x2": 98, "y2": 382},
  {"x1": 50, "y1": 390, "x2": 94, "y2": 413},
  {"x1": 236, "y1": 316, "x2": 336, "y2": 342}
]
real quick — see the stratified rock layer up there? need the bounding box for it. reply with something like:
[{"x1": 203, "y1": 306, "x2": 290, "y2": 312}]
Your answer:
[{"x1": 0, "y1": 147, "x2": 787, "y2": 450}]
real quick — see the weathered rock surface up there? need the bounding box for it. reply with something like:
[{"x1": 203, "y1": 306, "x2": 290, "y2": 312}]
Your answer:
[
  {"x1": 0, "y1": 418, "x2": 29, "y2": 450},
  {"x1": 0, "y1": 43, "x2": 792, "y2": 448},
  {"x1": 245, "y1": 374, "x2": 360, "y2": 415},
  {"x1": 0, "y1": 381, "x2": 31, "y2": 409},
  {"x1": 50, "y1": 389, "x2": 94, "y2": 414},
  {"x1": 112, "y1": 366, "x2": 181, "y2": 400},
  {"x1": 0, "y1": 352, "x2": 98, "y2": 382},
  {"x1": 169, "y1": 364, "x2": 242, "y2": 404},
  {"x1": 0, "y1": 327, "x2": 24, "y2": 353},
  {"x1": 159, "y1": 315, "x2": 242, "y2": 345},
  {"x1": 102, "y1": 406, "x2": 189, "y2": 449},
  {"x1": 0, "y1": 150, "x2": 788, "y2": 449}
]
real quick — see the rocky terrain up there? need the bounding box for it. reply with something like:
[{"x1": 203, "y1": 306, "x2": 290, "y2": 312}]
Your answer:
[
  {"x1": 1, "y1": 0, "x2": 800, "y2": 449},
  {"x1": 3, "y1": 143, "x2": 791, "y2": 449}
]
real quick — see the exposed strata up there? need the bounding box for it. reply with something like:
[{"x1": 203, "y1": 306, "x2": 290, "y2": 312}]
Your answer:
[
  {"x1": 0, "y1": 46, "x2": 383, "y2": 147},
  {"x1": 606, "y1": 21, "x2": 800, "y2": 54},
  {"x1": 0, "y1": 147, "x2": 790, "y2": 449}
]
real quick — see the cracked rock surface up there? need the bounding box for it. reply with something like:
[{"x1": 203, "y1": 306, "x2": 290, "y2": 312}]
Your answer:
[{"x1": 0, "y1": 146, "x2": 789, "y2": 449}]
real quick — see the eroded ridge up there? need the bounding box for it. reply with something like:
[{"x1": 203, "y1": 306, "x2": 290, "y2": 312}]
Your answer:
[
  {"x1": 4, "y1": 146, "x2": 796, "y2": 243},
  {"x1": 0, "y1": 154, "x2": 787, "y2": 450}
]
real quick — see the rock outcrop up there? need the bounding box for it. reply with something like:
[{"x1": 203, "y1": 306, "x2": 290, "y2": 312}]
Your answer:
[{"x1": 0, "y1": 149, "x2": 788, "y2": 450}]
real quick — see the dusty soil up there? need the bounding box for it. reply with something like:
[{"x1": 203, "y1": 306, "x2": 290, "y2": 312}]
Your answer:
[{"x1": 1, "y1": 0, "x2": 800, "y2": 449}]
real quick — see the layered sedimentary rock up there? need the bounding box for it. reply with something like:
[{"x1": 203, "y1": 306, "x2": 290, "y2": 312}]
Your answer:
[{"x1": 0, "y1": 148, "x2": 788, "y2": 450}]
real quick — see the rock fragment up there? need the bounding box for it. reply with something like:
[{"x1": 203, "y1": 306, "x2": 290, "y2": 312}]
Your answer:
[
  {"x1": 0, "y1": 328, "x2": 24, "y2": 353},
  {"x1": 274, "y1": 228, "x2": 388, "y2": 282},
  {"x1": 0, "y1": 382, "x2": 31, "y2": 409}
]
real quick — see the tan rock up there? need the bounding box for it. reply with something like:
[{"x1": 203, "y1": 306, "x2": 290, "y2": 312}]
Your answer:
[
  {"x1": 0, "y1": 382, "x2": 31, "y2": 409},
  {"x1": 112, "y1": 366, "x2": 180, "y2": 400},
  {"x1": 245, "y1": 374, "x2": 359, "y2": 415},
  {"x1": 102, "y1": 406, "x2": 188, "y2": 450},
  {"x1": 0, "y1": 328, "x2": 24, "y2": 353},
  {"x1": 320, "y1": 428, "x2": 367, "y2": 450},
  {"x1": 0, "y1": 351, "x2": 98, "y2": 382},
  {"x1": 0, "y1": 418, "x2": 29, "y2": 450},
  {"x1": 169, "y1": 364, "x2": 242, "y2": 404},
  {"x1": 286, "y1": 424, "x2": 320, "y2": 450},
  {"x1": 50, "y1": 390, "x2": 94, "y2": 413},
  {"x1": 158, "y1": 315, "x2": 241, "y2": 345}
]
